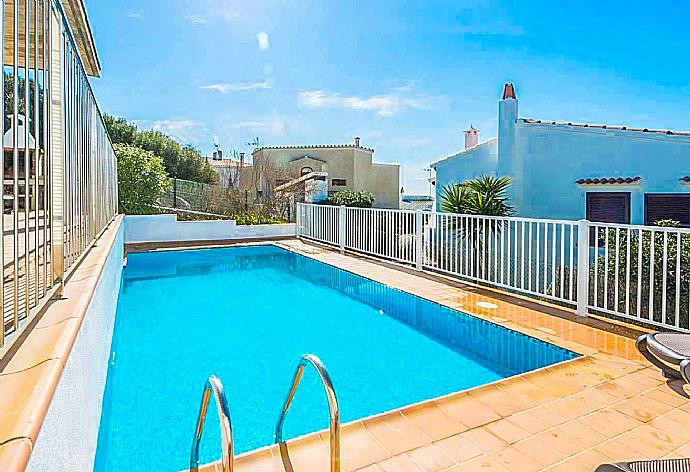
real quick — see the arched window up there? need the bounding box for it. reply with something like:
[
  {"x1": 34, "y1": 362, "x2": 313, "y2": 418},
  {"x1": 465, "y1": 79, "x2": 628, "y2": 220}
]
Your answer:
[{"x1": 300, "y1": 166, "x2": 313, "y2": 176}]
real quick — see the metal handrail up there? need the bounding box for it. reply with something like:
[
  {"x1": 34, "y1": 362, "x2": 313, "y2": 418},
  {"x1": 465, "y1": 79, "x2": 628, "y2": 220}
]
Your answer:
[
  {"x1": 190, "y1": 376, "x2": 233, "y2": 472},
  {"x1": 274, "y1": 354, "x2": 340, "y2": 472}
]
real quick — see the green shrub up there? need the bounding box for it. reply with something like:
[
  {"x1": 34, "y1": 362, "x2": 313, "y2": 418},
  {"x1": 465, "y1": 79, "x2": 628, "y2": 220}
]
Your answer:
[
  {"x1": 321, "y1": 191, "x2": 375, "y2": 208},
  {"x1": 115, "y1": 144, "x2": 170, "y2": 214},
  {"x1": 231, "y1": 213, "x2": 285, "y2": 225}
]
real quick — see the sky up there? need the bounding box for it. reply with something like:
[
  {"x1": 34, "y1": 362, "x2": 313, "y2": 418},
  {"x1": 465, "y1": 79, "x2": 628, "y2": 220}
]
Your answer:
[{"x1": 85, "y1": 0, "x2": 690, "y2": 195}]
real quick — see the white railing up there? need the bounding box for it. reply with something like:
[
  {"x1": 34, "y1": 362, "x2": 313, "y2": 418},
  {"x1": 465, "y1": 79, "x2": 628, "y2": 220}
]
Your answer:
[{"x1": 296, "y1": 203, "x2": 690, "y2": 332}]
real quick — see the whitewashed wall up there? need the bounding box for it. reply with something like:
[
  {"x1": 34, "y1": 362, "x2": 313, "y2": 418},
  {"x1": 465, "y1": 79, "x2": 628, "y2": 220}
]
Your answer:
[
  {"x1": 27, "y1": 223, "x2": 124, "y2": 472},
  {"x1": 124, "y1": 214, "x2": 296, "y2": 243}
]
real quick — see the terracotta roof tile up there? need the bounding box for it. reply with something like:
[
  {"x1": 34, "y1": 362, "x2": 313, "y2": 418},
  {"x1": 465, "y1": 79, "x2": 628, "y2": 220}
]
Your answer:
[
  {"x1": 521, "y1": 119, "x2": 690, "y2": 137},
  {"x1": 253, "y1": 143, "x2": 374, "y2": 153},
  {"x1": 576, "y1": 177, "x2": 641, "y2": 185}
]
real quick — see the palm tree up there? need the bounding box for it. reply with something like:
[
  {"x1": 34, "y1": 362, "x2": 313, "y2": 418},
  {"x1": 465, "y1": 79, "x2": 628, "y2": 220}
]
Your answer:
[
  {"x1": 440, "y1": 175, "x2": 514, "y2": 216},
  {"x1": 439, "y1": 176, "x2": 515, "y2": 276}
]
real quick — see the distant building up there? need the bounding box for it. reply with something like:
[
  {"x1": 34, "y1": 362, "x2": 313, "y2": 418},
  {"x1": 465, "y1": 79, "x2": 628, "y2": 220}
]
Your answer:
[
  {"x1": 207, "y1": 152, "x2": 251, "y2": 189},
  {"x1": 431, "y1": 83, "x2": 690, "y2": 227},
  {"x1": 246, "y1": 138, "x2": 400, "y2": 208}
]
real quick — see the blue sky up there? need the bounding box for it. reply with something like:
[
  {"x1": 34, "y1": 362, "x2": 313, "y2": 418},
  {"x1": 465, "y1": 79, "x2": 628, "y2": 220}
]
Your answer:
[{"x1": 86, "y1": 0, "x2": 690, "y2": 194}]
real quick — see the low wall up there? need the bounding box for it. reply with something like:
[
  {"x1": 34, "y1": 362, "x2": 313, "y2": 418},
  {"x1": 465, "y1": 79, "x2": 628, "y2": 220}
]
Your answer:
[
  {"x1": 124, "y1": 214, "x2": 296, "y2": 243},
  {"x1": 27, "y1": 220, "x2": 124, "y2": 472}
]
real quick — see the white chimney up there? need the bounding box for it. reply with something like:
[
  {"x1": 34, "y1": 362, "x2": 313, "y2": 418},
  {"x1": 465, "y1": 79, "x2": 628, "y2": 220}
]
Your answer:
[
  {"x1": 354, "y1": 136, "x2": 361, "y2": 147},
  {"x1": 464, "y1": 125, "x2": 479, "y2": 149}
]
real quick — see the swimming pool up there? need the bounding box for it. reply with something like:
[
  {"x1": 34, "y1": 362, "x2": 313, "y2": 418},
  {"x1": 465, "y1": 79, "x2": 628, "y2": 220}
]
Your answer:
[{"x1": 94, "y1": 245, "x2": 578, "y2": 472}]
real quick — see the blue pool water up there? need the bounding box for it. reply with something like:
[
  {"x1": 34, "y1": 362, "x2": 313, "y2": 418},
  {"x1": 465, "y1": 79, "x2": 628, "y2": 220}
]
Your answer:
[{"x1": 94, "y1": 245, "x2": 578, "y2": 472}]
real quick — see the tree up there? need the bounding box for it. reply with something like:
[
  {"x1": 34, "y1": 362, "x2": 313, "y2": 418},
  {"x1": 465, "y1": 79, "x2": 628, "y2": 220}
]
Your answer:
[
  {"x1": 439, "y1": 176, "x2": 515, "y2": 274},
  {"x1": 103, "y1": 114, "x2": 138, "y2": 144},
  {"x1": 115, "y1": 144, "x2": 171, "y2": 214},
  {"x1": 176, "y1": 145, "x2": 217, "y2": 185},
  {"x1": 103, "y1": 115, "x2": 217, "y2": 184},
  {"x1": 440, "y1": 176, "x2": 514, "y2": 216}
]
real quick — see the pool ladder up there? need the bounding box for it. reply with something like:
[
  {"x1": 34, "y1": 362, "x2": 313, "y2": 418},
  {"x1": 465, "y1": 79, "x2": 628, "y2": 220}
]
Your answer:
[{"x1": 189, "y1": 354, "x2": 341, "y2": 472}]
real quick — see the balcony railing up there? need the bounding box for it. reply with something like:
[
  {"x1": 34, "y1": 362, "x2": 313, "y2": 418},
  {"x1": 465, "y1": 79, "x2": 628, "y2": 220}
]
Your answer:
[
  {"x1": 0, "y1": 0, "x2": 118, "y2": 351},
  {"x1": 297, "y1": 203, "x2": 690, "y2": 332}
]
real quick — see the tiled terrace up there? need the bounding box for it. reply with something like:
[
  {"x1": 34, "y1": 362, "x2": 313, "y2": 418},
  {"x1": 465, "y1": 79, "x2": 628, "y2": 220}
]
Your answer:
[{"x1": 198, "y1": 239, "x2": 690, "y2": 472}]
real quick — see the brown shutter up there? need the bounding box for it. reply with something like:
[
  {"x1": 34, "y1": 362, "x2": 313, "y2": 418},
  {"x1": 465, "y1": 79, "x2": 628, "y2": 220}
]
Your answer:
[
  {"x1": 586, "y1": 192, "x2": 631, "y2": 224},
  {"x1": 645, "y1": 194, "x2": 690, "y2": 227}
]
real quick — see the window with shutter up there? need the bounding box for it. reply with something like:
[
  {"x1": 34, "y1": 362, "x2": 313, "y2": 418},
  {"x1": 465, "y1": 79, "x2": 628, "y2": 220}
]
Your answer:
[
  {"x1": 586, "y1": 192, "x2": 631, "y2": 246},
  {"x1": 645, "y1": 194, "x2": 690, "y2": 227},
  {"x1": 586, "y1": 192, "x2": 631, "y2": 224}
]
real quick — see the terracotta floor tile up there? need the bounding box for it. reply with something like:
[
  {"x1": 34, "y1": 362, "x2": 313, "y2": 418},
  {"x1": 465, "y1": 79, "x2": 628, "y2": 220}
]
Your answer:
[
  {"x1": 577, "y1": 408, "x2": 643, "y2": 438},
  {"x1": 536, "y1": 428, "x2": 587, "y2": 456},
  {"x1": 355, "y1": 465, "x2": 383, "y2": 472},
  {"x1": 495, "y1": 376, "x2": 557, "y2": 406},
  {"x1": 642, "y1": 387, "x2": 689, "y2": 408},
  {"x1": 617, "y1": 424, "x2": 688, "y2": 455},
  {"x1": 273, "y1": 435, "x2": 330, "y2": 472},
  {"x1": 407, "y1": 444, "x2": 455, "y2": 472},
  {"x1": 512, "y1": 437, "x2": 564, "y2": 468},
  {"x1": 234, "y1": 448, "x2": 279, "y2": 472},
  {"x1": 436, "y1": 394, "x2": 501, "y2": 429},
  {"x1": 457, "y1": 455, "x2": 509, "y2": 472},
  {"x1": 489, "y1": 446, "x2": 542, "y2": 472},
  {"x1": 648, "y1": 415, "x2": 690, "y2": 445},
  {"x1": 378, "y1": 454, "x2": 424, "y2": 472},
  {"x1": 527, "y1": 405, "x2": 571, "y2": 428},
  {"x1": 661, "y1": 407, "x2": 690, "y2": 427},
  {"x1": 571, "y1": 448, "x2": 616, "y2": 470},
  {"x1": 504, "y1": 411, "x2": 551, "y2": 435},
  {"x1": 467, "y1": 384, "x2": 532, "y2": 417},
  {"x1": 434, "y1": 434, "x2": 483, "y2": 464},
  {"x1": 363, "y1": 411, "x2": 431, "y2": 456},
  {"x1": 594, "y1": 439, "x2": 651, "y2": 462},
  {"x1": 331, "y1": 422, "x2": 391, "y2": 472},
  {"x1": 483, "y1": 419, "x2": 530, "y2": 445},
  {"x1": 547, "y1": 389, "x2": 614, "y2": 420},
  {"x1": 554, "y1": 421, "x2": 608, "y2": 449},
  {"x1": 546, "y1": 459, "x2": 590, "y2": 472},
  {"x1": 402, "y1": 403, "x2": 468, "y2": 441},
  {"x1": 612, "y1": 396, "x2": 674, "y2": 423},
  {"x1": 459, "y1": 427, "x2": 508, "y2": 454}
]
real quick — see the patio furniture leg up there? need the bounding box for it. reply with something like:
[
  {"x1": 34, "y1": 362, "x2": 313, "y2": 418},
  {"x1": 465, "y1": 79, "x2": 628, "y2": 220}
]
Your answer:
[{"x1": 636, "y1": 334, "x2": 682, "y2": 380}]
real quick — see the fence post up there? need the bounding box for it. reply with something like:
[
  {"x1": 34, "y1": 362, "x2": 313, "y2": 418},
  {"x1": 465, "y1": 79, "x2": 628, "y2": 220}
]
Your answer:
[
  {"x1": 576, "y1": 219, "x2": 590, "y2": 317},
  {"x1": 415, "y1": 210, "x2": 423, "y2": 271},
  {"x1": 339, "y1": 205, "x2": 346, "y2": 254}
]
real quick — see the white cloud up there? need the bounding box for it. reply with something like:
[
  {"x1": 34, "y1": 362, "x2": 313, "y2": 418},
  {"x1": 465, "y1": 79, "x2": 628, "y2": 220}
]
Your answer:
[
  {"x1": 134, "y1": 119, "x2": 207, "y2": 145},
  {"x1": 184, "y1": 14, "x2": 208, "y2": 25},
  {"x1": 257, "y1": 32, "x2": 270, "y2": 50},
  {"x1": 226, "y1": 118, "x2": 285, "y2": 137},
  {"x1": 298, "y1": 87, "x2": 444, "y2": 117},
  {"x1": 200, "y1": 79, "x2": 273, "y2": 93}
]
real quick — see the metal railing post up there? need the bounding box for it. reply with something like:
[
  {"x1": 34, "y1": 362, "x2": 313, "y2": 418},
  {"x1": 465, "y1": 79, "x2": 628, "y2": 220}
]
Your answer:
[
  {"x1": 576, "y1": 219, "x2": 590, "y2": 317},
  {"x1": 338, "y1": 206, "x2": 346, "y2": 254},
  {"x1": 415, "y1": 210, "x2": 423, "y2": 271}
]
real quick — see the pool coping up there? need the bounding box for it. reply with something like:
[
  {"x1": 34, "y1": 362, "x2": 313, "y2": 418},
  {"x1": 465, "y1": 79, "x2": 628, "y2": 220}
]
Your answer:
[{"x1": 0, "y1": 215, "x2": 124, "y2": 472}]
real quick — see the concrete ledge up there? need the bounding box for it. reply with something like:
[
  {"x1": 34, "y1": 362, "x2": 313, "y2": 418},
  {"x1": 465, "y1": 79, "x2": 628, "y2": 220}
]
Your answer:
[
  {"x1": 0, "y1": 215, "x2": 124, "y2": 472},
  {"x1": 124, "y1": 214, "x2": 296, "y2": 244}
]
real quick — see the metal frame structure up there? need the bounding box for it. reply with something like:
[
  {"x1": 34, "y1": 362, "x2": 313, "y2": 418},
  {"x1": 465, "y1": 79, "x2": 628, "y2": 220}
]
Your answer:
[
  {"x1": 274, "y1": 353, "x2": 340, "y2": 472},
  {"x1": 0, "y1": 0, "x2": 117, "y2": 350},
  {"x1": 190, "y1": 375, "x2": 234, "y2": 472}
]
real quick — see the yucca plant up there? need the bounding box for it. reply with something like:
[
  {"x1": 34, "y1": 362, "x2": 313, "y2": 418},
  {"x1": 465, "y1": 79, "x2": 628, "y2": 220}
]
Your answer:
[{"x1": 439, "y1": 176, "x2": 515, "y2": 276}]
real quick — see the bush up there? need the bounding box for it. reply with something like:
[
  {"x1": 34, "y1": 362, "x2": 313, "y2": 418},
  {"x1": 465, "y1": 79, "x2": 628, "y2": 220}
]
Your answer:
[
  {"x1": 321, "y1": 191, "x2": 375, "y2": 208},
  {"x1": 115, "y1": 144, "x2": 171, "y2": 214},
  {"x1": 231, "y1": 212, "x2": 285, "y2": 225}
]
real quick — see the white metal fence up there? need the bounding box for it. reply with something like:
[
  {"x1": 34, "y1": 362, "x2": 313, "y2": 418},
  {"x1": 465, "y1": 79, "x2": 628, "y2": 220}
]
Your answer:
[{"x1": 297, "y1": 203, "x2": 690, "y2": 332}]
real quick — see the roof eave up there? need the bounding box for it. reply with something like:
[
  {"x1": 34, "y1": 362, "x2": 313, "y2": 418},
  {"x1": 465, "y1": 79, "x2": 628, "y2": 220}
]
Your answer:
[{"x1": 61, "y1": 0, "x2": 101, "y2": 77}]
